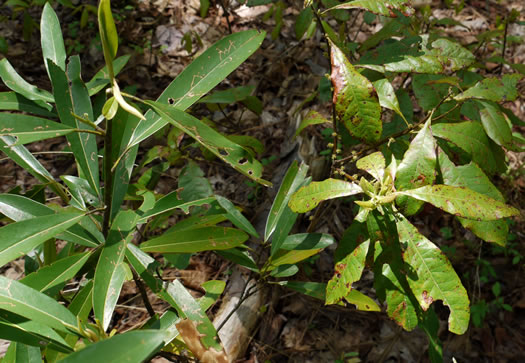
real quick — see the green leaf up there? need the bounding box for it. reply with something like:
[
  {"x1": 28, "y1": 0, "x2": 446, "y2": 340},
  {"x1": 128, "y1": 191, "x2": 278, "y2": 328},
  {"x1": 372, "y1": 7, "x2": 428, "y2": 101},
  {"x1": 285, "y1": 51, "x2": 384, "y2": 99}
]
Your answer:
[
  {"x1": 199, "y1": 85, "x2": 255, "y2": 104},
  {"x1": 41, "y1": 3, "x2": 66, "y2": 79},
  {"x1": 128, "y1": 30, "x2": 265, "y2": 148},
  {"x1": 412, "y1": 74, "x2": 451, "y2": 112},
  {"x1": 86, "y1": 55, "x2": 130, "y2": 96},
  {"x1": 326, "y1": 240, "x2": 369, "y2": 304},
  {"x1": 138, "y1": 193, "x2": 216, "y2": 223},
  {"x1": 289, "y1": 178, "x2": 362, "y2": 213},
  {"x1": 373, "y1": 79, "x2": 408, "y2": 124},
  {"x1": 268, "y1": 249, "x2": 320, "y2": 268},
  {"x1": 216, "y1": 247, "x2": 259, "y2": 272},
  {"x1": 294, "y1": 111, "x2": 331, "y2": 137},
  {"x1": 199, "y1": 280, "x2": 226, "y2": 311},
  {"x1": 475, "y1": 100, "x2": 514, "y2": 149},
  {"x1": 0, "y1": 59, "x2": 54, "y2": 103},
  {"x1": 328, "y1": 0, "x2": 415, "y2": 17},
  {"x1": 330, "y1": 40, "x2": 382, "y2": 144},
  {"x1": 98, "y1": 0, "x2": 118, "y2": 77},
  {"x1": 0, "y1": 276, "x2": 78, "y2": 333},
  {"x1": 178, "y1": 161, "x2": 213, "y2": 202},
  {"x1": 58, "y1": 330, "x2": 166, "y2": 363},
  {"x1": 0, "y1": 213, "x2": 84, "y2": 267},
  {"x1": 20, "y1": 252, "x2": 91, "y2": 295},
  {"x1": 93, "y1": 210, "x2": 137, "y2": 331},
  {"x1": 270, "y1": 264, "x2": 299, "y2": 277},
  {"x1": 395, "y1": 118, "x2": 437, "y2": 215},
  {"x1": 454, "y1": 74, "x2": 522, "y2": 102},
  {"x1": 3, "y1": 342, "x2": 42, "y2": 363},
  {"x1": 344, "y1": 289, "x2": 381, "y2": 311},
  {"x1": 62, "y1": 176, "x2": 101, "y2": 209},
  {"x1": 396, "y1": 215, "x2": 470, "y2": 334},
  {"x1": 279, "y1": 281, "x2": 327, "y2": 300},
  {"x1": 0, "y1": 113, "x2": 74, "y2": 145},
  {"x1": 438, "y1": 150, "x2": 508, "y2": 245},
  {"x1": 0, "y1": 92, "x2": 55, "y2": 117},
  {"x1": 265, "y1": 161, "x2": 308, "y2": 243},
  {"x1": 398, "y1": 185, "x2": 519, "y2": 220},
  {"x1": 295, "y1": 6, "x2": 313, "y2": 39},
  {"x1": 279, "y1": 233, "x2": 335, "y2": 250},
  {"x1": 432, "y1": 121, "x2": 500, "y2": 175},
  {"x1": 215, "y1": 195, "x2": 259, "y2": 238},
  {"x1": 140, "y1": 226, "x2": 248, "y2": 253},
  {"x1": 356, "y1": 151, "x2": 385, "y2": 181},
  {"x1": 145, "y1": 101, "x2": 270, "y2": 186}
]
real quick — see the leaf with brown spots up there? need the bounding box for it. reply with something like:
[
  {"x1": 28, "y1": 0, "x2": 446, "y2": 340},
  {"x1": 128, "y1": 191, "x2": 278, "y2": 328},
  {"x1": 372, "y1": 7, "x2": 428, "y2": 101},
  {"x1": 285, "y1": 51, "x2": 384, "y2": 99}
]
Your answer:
[{"x1": 327, "y1": 0, "x2": 415, "y2": 17}]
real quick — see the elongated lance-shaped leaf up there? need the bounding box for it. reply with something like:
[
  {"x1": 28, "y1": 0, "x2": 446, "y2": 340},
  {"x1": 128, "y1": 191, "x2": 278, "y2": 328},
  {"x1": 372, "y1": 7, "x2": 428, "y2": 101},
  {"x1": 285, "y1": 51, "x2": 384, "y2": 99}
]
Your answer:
[
  {"x1": 328, "y1": 0, "x2": 415, "y2": 17},
  {"x1": 476, "y1": 100, "x2": 514, "y2": 149},
  {"x1": 141, "y1": 226, "x2": 248, "y2": 253},
  {"x1": 268, "y1": 249, "x2": 321, "y2": 269},
  {"x1": 438, "y1": 150, "x2": 508, "y2": 245},
  {"x1": 93, "y1": 210, "x2": 137, "y2": 331},
  {"x1": 128, "y1": 30, "x2": 266, "y2": 148},
  {"x1": 215, "y1": 195, "x2": 258, "y2": 238},
  {"x1": 433, "y1": 120, "x2": 500, "y2": 175},
  {"x1": 289, "y1": 178, "x2": 362, "y2": 213},
  {"x1": 3, "y1": 342, "x2": 42, "y2": 363},
  {"x1": 265, "y1": 161, "x2": 308, "y2": 243},
  {"x1": 0, "y1": 276, "x2": 78, "y2": 333},
  {"x1": 21, "y1": 252, "x2": 91, "y2": 295},
  {"x1": 454, "y1": 74, "x2": 522, "y2": 102},
  {"x1": 0, "y1": 59, "x2": 54, "y2": 103},
  {"x1": 145, "y1": 100, "x2": 270, "y2": 186},
  {"x1": 138, "y1": 193, "x2": 216, "y2": 223},
  {"x1": 0, "y1": 92, "x2": 56, "y2": 117},
  {"x1": 41, "y1": 3, "x2": 66, "y2": 79},
  {"x1": 86, "y1": 55, "x2": 130, "y2": 96},
  {"x1": 330, "y1": 40, "x2": 382, "y2": 144},
  {"x1": 326, "y1": 240, "x2": 370, "y2": 304},
  {"x1": 399, "y1": 185, "x2": 519, "y2": 220},
  {"x1": 395, "y1": 118, "x2": 437, "y2": 215},
  {"x1": 59, "y1": 330, "x2": 167, "y2": 363},
  {"x1": 98, "y1": 0, "x2": 118, "y2": 79},
  {"x1": 0, "y1": 212, "x2": 84, "y2": 267},
  {"x1": 356, "y1": 151, "x2": 385, "y2": 181},
  {"x1": 0, "y1": 112, "x2": 75, "y2": 145},
  {"x1": 396, "y1": 214, "x2": 470, "y2": 334},
  {"x1": 48, "y1": 60, "x2": 101, "y2": 196},
  {"x1": 373, "y1": 79, "x2": 408, "y2": 124},
  {"x1": 279, "y1": 233, "x2": 335, "y2": 250}
]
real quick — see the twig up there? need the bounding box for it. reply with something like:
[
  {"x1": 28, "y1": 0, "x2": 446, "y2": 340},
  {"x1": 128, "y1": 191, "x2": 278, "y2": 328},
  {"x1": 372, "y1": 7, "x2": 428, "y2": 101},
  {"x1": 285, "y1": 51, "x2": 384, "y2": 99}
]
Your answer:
[{"x1": 131, "y1": 267, "x2": 156, "y2": 318}]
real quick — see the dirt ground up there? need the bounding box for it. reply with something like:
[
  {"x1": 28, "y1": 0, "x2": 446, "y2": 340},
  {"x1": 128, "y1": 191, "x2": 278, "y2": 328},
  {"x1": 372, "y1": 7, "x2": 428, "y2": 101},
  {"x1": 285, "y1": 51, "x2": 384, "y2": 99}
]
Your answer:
[{"x1": 0, "y1": 0, "x2": 524, "y2": 362}]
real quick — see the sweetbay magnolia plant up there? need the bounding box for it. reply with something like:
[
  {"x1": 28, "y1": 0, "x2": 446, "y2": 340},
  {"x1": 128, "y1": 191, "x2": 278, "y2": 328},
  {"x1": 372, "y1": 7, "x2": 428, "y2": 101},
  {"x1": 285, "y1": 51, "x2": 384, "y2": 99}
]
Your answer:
[{"x1": 0, "y1": 0, "x2": 273, "y2": 361}]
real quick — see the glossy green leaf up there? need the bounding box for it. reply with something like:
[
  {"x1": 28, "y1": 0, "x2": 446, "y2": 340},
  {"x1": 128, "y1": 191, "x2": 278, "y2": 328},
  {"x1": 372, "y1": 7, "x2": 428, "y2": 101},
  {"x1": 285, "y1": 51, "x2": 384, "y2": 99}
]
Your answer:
[
  {"x1": 279, "y1": 281, "x2": 327, "y2": 300},
  {"x1": 356, "y1": 151, "x2": 385, "y2": 181},
  {"x1": 199, "y1": 85, "x2": 255, "y2": 104},
  {"x1": 93, "y1": 210, "x2": 137, "y2": 331},
  {"x1": 266, "y1": 161, "x2": 308, "y2": 243},
  {"x1": 0, "y1": 112, "x2": 74, "y2": 144},
  {"x1": 398, "y1": 185, "x2": 519, "y2": 220},
  {"x1": 330, "y1": 40, "x2": 382, "y2": 144},
  {"x1": 98, "y1": 0, "x2": 118, "y2": 76},
  {"x1": 0, "y1": 59, "x2": 54, "y2": 103},
  {"x1": 268, "y1": 249, "x2": 320, "y2": 269},
  {"x1": 270, "y1": 264, "x2": 299, "y2": 277},
  {"x1": 397, "y1": 215, "x2": 470, "y2": 334},
  {"x1": 0, "y1": 92, "x2": 55, "y2": 117},
  {"x1": 438, "y1": 150, "x2": 508, "y2": 245},
  {"x1": 454, "y1": 74, "x2": 522, "y2": 102},
  {"x1": 395, "y1": 118, "x2": 437, "y2": 215},
  {"x1": 199, "y1": 280, "x2": 226, "y2": 311},
  {"x1": 3, "y1": 342, "x2": 42, "y2": 363},
  {"x1": 41, "y1": 3, "x2": 66, "y2": 78},
  {"x1": 216, "y1": 247, "x2": 259, "y2": 272},
  {"x1": 145, "y1": 100, "x2": 270, "y2": 186},
  {"x1": 59, "y1": 330, "x2": 166, "y2": 363},
  {"x1": 128, "y1": 30, "x2": 265, "y2": 148},
  {"x1": 326, "y1": 240, "x2": 369, "y2": 304},
  {"x1": 289, "y1": 178, "x2": 362, "y2": 213},
  {"x1": 294, "y1": 111, "x2": 331, "y2": 137},
  {"x1": 215, "y1": 195, "x2": 258, "y2": 238},
  {"x1": 140, "y1": 226, "x2": 248, "y2": 253},
  {"x1": 138, "y1": 193, "x2": 216, "y2": 223},
  {"x1": 0, "y1": 276, "x2": 78, "y2": 333},
  {"x1": 476, "y1": 100, "x2": 514, "y2": 149},
  {"x1": 279, "y1": 233, "x2": 335, "y2": 250},
  {"x1": 373, "y1": 79, "x2": 408, "y2": 124},
  {"x1": 166, "y1": 211, "x2": 227, "y2": 233},
  {"x1": 21, "y1": 252, "x2": 91, "y2": 295},
  {"x1": 432, "y1": 121, "x2": 499, "y2": 175},
  {"x1": 0, "y1": 213, "x2": 84, "y2": 267},
  {"x1": 62, "y1": 176, "x2": 101, "y2": 210},
  {"x1": 328, "y1": 0, "x2": 414, "y2": 17},
  {"x1": 86, "y1": 55, "x2": 130, "y2": 96}
]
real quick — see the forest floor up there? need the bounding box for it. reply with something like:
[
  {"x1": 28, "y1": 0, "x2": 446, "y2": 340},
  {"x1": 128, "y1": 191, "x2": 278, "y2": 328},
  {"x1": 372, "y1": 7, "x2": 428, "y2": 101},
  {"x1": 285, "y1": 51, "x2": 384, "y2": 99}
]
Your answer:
[{"x1": 0, "y1": 0, "x2": 525, "y2": 362}]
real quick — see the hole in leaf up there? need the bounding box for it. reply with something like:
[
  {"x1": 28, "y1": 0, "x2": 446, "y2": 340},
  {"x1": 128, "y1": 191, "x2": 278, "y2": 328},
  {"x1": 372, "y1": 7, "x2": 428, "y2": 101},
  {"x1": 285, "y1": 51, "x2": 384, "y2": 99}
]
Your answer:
[
  {"x1": 248, "y1": 170, "x2": 253, "y2": 175},
  {"x1": 218, "y1": 149, "x2": 229, "y2": 156},
  {"x1": 168, "y1": 98, "x2": 175, "y2": 105},
  {"x1": 238, "y1": 158, "x2": 248, "y2": 165}
]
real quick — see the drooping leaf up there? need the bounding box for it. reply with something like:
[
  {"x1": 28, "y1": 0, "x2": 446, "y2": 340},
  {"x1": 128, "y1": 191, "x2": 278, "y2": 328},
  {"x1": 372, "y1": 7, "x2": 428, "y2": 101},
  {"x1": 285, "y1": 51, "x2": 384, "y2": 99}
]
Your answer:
[
  {"x1": 454, "y1": 74, "x2": 522, "y2": 102},
  {"x1": 328, "y1": 0, "x2": 415, "y2": 17},
  {"x1": 0, "y1": 113, "x2": 74, "y2": 145},
  {"x1": 294, "y1": 110, "x2": 331, "y2": 137},
  {"x1": 0, "y1": 213, "x2": 84, "y2": 267},
  {"x1": 326, "y1": 240, "x2": 370, "y2": 304},
  {"x1": 395, "y1": 118, "x2": 437, "y2": 215},
  {"x1": 289, "y1": 178, "x2": 362, "y2": 213},
  {"x1": 145, "y1": 101, "x2": 270, "y2": 186},
  {"x1": 0, "y1": 92, "x2": 55, "y2": 117},
  {"x1": 330, "y1": 40, "x2": 382, "y2": 144},
  {"x1": 356, "y1": 151, "x2": 385, "y2": 181},
  {"x1": 216, "y1": 248, "x2": 259, "y2": 272},
  {"x1": 0, "y1": 276, "x2": 78, "y2": 333},
  {"x1": 396, "y1": 215, "x2": 470, "y2": 334},
  {"x1": 432, "y1": 121, "x2": 500, "y2": 175},
  {"x1": 373, "y1": 78, "x2": 408, "y2": 123},
  {"x1": 476, "y1": 100, "x2": 514, "y2": 149},
  {"x1": 93, "y1": 210, "x2": 137, "y2": 331},
  {"x1": 128, "y1": 30, "x2": 266, "y2": 148},
  {"x1": 215, "y1": 195, "x2": 259, "y2": 238},
  {"x1": 398, "y1": 185, "x2": 519, "y2": 220},
  {"x1": 41, "y1": 3, "x2": 66, "y2": 78},
  {"x1": 0, "y1": 59, "x2": 54, "y2": 103},
  {"x1": 140, "y1": 226, "x2": 248, "y2": 253}
]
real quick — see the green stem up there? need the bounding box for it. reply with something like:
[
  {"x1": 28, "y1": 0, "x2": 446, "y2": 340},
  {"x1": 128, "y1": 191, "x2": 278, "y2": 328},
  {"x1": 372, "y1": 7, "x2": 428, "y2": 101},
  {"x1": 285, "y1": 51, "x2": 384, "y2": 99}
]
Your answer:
[{"x1": 102, "y1": 118, "x2": 113, "y2": 238}]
